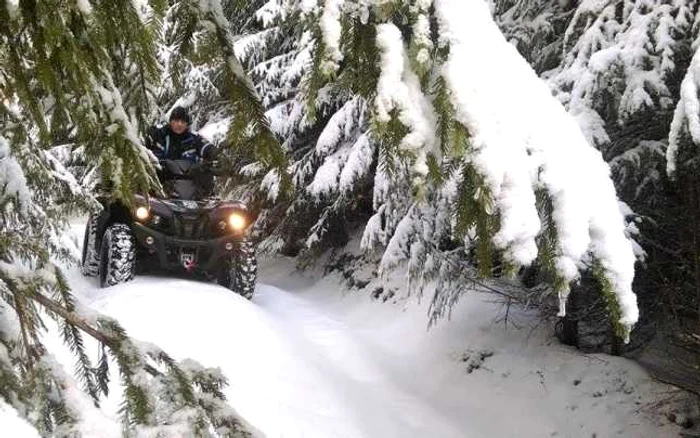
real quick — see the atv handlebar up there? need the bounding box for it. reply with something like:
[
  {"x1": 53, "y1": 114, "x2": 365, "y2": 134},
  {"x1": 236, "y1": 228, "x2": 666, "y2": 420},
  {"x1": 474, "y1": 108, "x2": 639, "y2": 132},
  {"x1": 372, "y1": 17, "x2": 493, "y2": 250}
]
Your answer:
[
  {"x1": 204, "y1": 160, "x2": 235, "y2": 177},
  {"x1": 157, "y1": 159, "x2": 235, "y2": 178}
]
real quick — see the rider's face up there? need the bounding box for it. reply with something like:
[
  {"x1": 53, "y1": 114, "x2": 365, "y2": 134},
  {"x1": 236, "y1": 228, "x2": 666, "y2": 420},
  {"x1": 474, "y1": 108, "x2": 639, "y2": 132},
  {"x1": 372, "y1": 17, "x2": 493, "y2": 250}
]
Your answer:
[{"x1": 170, "y1": 119, "x2": 188, "y2": 134}]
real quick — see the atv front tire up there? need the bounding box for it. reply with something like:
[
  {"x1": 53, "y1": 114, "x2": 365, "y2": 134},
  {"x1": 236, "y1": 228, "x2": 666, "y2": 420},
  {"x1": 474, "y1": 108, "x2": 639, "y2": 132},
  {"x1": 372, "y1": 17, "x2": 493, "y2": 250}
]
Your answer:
[
  {"x1": 221, "y1": 238, "x2": 257, "y2": 299},
  {"x1": 99, "y1": 223, "x2": 136, "y2": 288},
  {"x1": 81, "y1": 214, "x2": 100, "y2": 277}
]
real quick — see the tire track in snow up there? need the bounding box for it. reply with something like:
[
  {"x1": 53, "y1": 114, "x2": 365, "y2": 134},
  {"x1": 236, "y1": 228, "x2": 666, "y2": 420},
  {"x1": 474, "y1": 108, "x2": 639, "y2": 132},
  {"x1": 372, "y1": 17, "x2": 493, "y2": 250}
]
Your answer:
[
  {"x1": 254, "y1": 285, "x2": 465, "y2": 438},
  {"x1": 65, "y1": 263, "x2": 461, "y2": 437}
]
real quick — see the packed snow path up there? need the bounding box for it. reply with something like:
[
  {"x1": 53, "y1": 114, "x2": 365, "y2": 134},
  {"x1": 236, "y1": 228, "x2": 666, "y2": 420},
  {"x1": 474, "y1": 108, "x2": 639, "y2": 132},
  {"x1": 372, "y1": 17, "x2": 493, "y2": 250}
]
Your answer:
[
  {"x1": 5, "y1": 224, "x2": 680, "y2": 437},
  {"x1": 65, "y1": 273, "x2": 464, "y2": 437}
]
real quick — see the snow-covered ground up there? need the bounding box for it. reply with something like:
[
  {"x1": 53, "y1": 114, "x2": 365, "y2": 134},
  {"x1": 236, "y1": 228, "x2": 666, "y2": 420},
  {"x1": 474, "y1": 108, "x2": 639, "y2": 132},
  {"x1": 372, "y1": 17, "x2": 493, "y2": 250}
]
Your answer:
[
  {"x1": 0, "y1": 400, "x2": 40, "y2": 437},
  {"x1": 3, "y1": 222, "x2": 684, "y2": 437}
]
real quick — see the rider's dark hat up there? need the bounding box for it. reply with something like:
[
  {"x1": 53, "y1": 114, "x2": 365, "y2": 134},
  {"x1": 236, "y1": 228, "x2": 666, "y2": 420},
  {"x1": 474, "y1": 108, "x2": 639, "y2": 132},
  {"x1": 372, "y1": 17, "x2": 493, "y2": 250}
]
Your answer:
[{"x1": 169, "y1": 106, "x2": 191, "y2": 124}]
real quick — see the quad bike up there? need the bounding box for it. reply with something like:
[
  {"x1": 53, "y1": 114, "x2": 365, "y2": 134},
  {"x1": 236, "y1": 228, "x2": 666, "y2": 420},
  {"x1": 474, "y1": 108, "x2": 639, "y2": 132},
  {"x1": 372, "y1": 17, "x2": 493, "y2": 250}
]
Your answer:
[{"x1": 80, "y1": 159, "x2": 256, "y2": 299}]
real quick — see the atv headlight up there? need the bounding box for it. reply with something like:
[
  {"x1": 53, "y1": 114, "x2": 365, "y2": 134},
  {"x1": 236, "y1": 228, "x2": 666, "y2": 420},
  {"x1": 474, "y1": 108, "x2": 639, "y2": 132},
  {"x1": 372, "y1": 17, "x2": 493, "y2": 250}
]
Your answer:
[
  {"x1": 135, "y1": 206, "x2": 150, "y2": 221},
  {"x1": 228, "y1": 213, "x2": 246, "y2": 230}
]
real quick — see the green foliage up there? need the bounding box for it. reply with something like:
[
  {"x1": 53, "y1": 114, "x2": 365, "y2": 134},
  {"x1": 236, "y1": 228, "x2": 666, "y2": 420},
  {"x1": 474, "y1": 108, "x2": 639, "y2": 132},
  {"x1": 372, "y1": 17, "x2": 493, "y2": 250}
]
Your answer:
[
  {"x1": 303, "y1": 32, "x2": 327, "y2": 123},
  {"x1": 337, "y1": 18, "x2": 380, "y2": 99},
  {"x1": 55, "y1": 276, "x2": 104, "y2": 404},
  {"x1": 1, "y1": 0, "x2": 162, "y2": 202},
  {"x1": 456, "y1": 163, "x2": 498, "y2": 278},
  {"x1": 592, "y1": 261, "x2": 628, "y2": 340},
  {"x1": 535, "y1": 188, "x2": 568, "y2": 293},
  {"x1": 371, "y1": 109, "x2": 411, "y2": 167}
]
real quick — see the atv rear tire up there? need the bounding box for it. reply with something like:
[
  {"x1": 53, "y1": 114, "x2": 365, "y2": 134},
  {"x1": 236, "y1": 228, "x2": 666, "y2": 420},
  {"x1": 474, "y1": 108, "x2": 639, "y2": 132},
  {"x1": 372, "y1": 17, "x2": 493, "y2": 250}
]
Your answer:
[
  {"x1": 99, "y1": 223, "x2": 136, "y2": 288},
  {"x1": 222, "y1": 238, "x2": 257, "y2": 299},
  {"x1": 81, "y1": 214, "x2": 100, "y2": 277}
]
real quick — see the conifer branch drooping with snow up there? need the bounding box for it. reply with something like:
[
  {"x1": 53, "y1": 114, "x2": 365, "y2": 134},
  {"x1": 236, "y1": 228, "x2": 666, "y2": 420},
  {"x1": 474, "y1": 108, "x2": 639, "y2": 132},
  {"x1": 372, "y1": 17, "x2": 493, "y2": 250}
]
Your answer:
[
  {"x1": 237, "y1": 0, "x2": 639, "y2": 339},
  {"x1": 1, "y1": 1, "x2": 272, "y2": 434}
]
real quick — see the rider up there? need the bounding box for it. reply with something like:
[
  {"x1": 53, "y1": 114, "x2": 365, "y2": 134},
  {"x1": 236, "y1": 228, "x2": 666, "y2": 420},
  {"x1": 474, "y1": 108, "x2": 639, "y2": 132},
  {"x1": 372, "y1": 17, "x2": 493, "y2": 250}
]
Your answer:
[
  {"x1": 146, "y1": 106, "x2": 217, "y2": 162},
  {"x1": 146, "y1": 106, "x2": 218, "y2": 197}
]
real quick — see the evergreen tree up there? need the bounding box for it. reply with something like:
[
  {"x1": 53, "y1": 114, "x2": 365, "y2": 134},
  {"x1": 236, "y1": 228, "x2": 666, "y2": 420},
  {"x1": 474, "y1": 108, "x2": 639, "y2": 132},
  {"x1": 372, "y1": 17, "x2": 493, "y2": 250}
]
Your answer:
[
  {"x1": 1, "y1": 1, "x2": 274, "y2": 434},
  {"x1": 666, "y1": 10, "x2": 700, "y2": 334},
  {"x1": 235, "y1": 0, "x2": 641, "y2": 340},
  {"x1": 494, "y1": 0, "x2": 700, "y2": 342},
  {"x1": 494, "y1": 0, "x2": 696, "y2": 209},
  {"x1": 212, "y1": 0, "x2": 362, "y2": 256},
  {"x1": 494, "y1": 0, "x2": 576, "y2": 74}
]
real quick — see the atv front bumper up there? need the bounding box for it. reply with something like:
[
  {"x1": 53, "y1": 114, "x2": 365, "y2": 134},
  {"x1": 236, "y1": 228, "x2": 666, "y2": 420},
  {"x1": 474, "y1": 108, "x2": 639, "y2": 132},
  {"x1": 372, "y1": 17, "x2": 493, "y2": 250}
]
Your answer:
[{"x1": 131, "y1": 222, "x2": 239, "y2": 272}]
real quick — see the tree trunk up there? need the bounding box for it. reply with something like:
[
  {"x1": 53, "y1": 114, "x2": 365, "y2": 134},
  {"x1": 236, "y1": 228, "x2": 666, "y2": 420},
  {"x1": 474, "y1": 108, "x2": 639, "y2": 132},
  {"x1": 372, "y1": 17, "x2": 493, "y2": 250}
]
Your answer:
[{"x1": 695, "y1": 183, "x2": 700, "y2": 332}]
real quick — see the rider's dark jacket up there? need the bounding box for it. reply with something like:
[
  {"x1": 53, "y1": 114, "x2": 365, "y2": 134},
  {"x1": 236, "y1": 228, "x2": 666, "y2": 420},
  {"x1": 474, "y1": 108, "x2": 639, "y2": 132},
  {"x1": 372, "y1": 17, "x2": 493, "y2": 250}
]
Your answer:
[{"x1": 146, "y1": 125, "x2": 216, "y2": 163}]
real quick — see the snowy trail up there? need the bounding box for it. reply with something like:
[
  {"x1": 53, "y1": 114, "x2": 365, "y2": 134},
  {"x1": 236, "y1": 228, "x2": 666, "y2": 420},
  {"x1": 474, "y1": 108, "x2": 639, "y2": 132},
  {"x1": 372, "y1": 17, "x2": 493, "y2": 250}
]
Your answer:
[
  {"x1": 253, "y1": 286, "x2": 465, "y2": 438},
  {"x1": 2, "y1": 222, "x2": 679, "y2": 437},
  {"x1": 63, "y1": 274, "x2": 464, "y2": 438}
]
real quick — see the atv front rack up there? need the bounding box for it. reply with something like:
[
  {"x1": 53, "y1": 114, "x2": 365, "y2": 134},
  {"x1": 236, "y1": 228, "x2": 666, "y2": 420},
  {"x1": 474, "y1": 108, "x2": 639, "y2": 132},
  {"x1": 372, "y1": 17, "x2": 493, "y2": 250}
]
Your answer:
[{"x1": 131, "y1": 222, "x2": 243, "y2": 272}]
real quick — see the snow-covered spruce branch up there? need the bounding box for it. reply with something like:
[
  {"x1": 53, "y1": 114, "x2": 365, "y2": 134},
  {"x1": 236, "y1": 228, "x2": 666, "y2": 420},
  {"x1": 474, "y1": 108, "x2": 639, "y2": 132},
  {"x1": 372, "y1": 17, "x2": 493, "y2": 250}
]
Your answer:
[
  {"x1": 0, "y1": 260, "x2": 255, "y2": 437},
  {"x1": 494, "y1": 0, "x2": 696, "y2": 213},
  {"x1": 34, "y1": 290, "x2": 255, "y2": 437},
  {"x1": 505, "y1": 0, "x2": 696, "y2": 176},
  {"x1": 280, "y1": 0, "x2": 639, "y2": 339},
  {"x1": 549, "y1": 0, "x2": 695, "y2": 143},
  {"x1": 1, "y1": 0, "x2": 165, "y2": 203}
]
